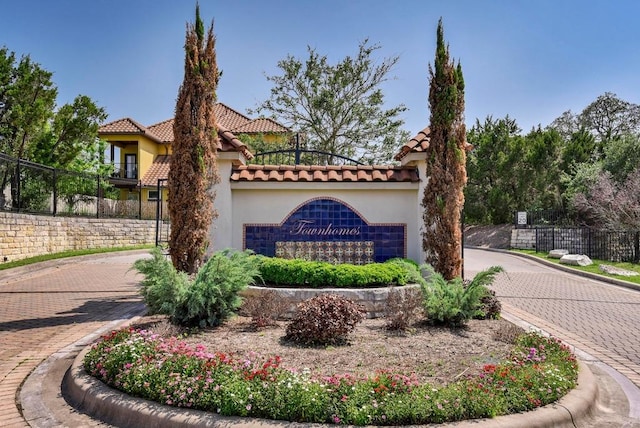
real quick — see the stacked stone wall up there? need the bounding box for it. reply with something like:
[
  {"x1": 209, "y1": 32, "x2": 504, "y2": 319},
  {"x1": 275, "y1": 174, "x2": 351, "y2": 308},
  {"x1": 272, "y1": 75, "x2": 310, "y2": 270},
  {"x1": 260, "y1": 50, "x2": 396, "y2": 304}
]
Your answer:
[
  {"x1": 0, "y1": 212, "x2": 156, "y2": 263},
  {"x1": 510, "y1": 228, "x2": 536, "y2": 249}
]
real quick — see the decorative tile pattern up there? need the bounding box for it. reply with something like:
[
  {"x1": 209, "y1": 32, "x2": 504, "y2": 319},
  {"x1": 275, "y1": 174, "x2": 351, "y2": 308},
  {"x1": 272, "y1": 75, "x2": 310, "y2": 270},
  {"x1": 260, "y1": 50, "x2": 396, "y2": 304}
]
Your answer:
[
  {"x1": 275, "y1": 241, "x2": 375, "y2": 264},
  {"x1": 244, "y1": 197, "x2": 406, "y2": 263}
]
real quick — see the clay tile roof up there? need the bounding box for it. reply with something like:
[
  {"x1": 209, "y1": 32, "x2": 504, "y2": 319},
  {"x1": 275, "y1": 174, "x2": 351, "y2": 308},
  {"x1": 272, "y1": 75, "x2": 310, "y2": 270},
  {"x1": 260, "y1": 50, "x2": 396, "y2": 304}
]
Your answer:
[
  {"x1": 217, "y1": 125, "x2": 254, "y2": 160},
  {"x1": 232, "y1": 117, "x2": 291, "y2": 134},
  {"x1": 230, "y1": 164, "x2": 419, "y2": 183},
  {"x1": 394, "y1": 127, "x2": 431, "y2": 161},
  {"x1": 138, "y1": 119, "x2": 254, "y2": 160},
  {"x1": 140, "y1": 155, "x2": 170, "y2": 186},
  {"x1": 99, "y1": 118, "x2": 162, "y2": 143},
  {"x1": 214, "y1": 102, "x2": 251, "y2": 130},
  {"x1": 394, "y1": 126, "x2": 473, "y2": 161},
  {"x1": 146, "y1": 119, "x2": 174, "y2": 143}
]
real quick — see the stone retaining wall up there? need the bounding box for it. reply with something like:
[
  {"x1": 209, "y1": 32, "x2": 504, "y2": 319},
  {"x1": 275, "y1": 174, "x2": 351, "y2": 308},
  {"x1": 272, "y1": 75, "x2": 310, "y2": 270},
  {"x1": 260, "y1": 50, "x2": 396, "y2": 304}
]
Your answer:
[
  {"x1": 241, "y1": 284, "x2": 421, "y2": 319},
  {"x1": 0, "y1": 212, "x2": 156, "y2": 263},
  {"x1": 511, "y1": 228, "x2": 536, "y2": 249}
]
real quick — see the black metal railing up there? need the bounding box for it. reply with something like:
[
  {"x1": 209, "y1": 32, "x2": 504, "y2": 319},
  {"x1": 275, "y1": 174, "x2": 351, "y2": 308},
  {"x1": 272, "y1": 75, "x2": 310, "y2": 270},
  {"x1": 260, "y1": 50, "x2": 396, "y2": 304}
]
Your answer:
[
  {"x1": 514, "y1": 209, "x2": 577, "y2": 228},
  {"x1": 0, "y1": 152, "x2": 147, "y2": 219},
  {"x1": 109, "y1": 163, "x2": 138, "y2": 180},
  {"x1": 535, "y1": 227, "x2": 640, "y2": 263}
]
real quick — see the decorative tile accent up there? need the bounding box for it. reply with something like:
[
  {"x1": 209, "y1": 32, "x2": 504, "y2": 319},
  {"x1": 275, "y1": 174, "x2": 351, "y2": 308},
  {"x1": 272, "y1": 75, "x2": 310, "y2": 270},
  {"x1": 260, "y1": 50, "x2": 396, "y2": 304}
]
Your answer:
[
  {"x1": 244, "y1": 197, "x2": 406, "y2": 263},
  {"x1": 275, "y1": 241, "x2": 375, "y2": 264}
]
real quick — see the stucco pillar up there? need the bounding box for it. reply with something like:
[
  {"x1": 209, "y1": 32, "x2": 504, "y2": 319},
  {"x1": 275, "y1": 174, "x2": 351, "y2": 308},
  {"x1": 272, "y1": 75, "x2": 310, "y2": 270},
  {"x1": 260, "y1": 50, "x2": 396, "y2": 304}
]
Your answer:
[{"x1": 208, "y1": 154, "x2": 236, "y2": 255}]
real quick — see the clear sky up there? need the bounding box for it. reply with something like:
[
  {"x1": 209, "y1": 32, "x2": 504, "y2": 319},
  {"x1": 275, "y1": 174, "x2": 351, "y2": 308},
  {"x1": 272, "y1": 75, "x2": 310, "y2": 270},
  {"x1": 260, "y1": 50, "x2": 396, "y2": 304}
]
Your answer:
[{"x1": 1, "y1": 0, "x2": 639, "y2": 137}]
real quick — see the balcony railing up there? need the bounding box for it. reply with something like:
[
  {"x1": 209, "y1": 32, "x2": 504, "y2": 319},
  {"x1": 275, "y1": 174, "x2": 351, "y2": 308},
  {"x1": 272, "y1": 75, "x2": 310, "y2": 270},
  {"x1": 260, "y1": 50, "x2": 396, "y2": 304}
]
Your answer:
[{"x1": 109, "y1": 163, "x2": 138, "y2": 180}]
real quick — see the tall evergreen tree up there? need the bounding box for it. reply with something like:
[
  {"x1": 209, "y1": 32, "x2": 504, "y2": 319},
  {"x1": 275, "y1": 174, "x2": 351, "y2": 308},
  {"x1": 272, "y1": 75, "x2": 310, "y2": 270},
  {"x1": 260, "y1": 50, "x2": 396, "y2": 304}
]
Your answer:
[
  {"x1": 422, "y1": 19, "x2": 466, "y2": 280},
  {"x1": 169, "y1": 4, "x2": 220, "y2": 274}
]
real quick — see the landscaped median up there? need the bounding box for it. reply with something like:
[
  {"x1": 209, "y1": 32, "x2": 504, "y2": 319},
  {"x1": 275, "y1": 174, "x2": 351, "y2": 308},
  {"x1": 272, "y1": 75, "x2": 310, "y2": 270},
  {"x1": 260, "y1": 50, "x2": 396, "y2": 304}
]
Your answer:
[{"x1": 62, "y1": 327, "x2": 598, "y2": 427}]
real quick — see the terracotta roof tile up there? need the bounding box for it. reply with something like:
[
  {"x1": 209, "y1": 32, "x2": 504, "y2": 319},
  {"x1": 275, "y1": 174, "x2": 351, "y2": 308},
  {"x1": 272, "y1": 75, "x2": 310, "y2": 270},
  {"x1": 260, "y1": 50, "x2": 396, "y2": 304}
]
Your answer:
[
  {"x1": 146, "y1": 119, "x2": 174, "y2": 143},
  {"x1": 232, "y1": 117, "x2": 291, "y2": 134},
  {"x1": 394, "y1": 127, "x2": 430, "y2": 161},
  {"x1": 230, "y1": 164, "x2": 419, "y2": 183},
  {"x1": 100, "y1": 103, "x2": 288, "y2": 155},
  {"x1": 214, "y1": 102, "x2": 251, "y2": 130},
  {"x1": 140, "y1": 155, "x2": 170, "y2": 186},
  {"x1": 99, "y1": 118, "x2": 162, "y2": 143},
  {"x1": 394, "y1": 126, "x2": 473, "y2": 161},
  {"x1": 99, "y1": 117, "x2": 146, "y2": 134}
]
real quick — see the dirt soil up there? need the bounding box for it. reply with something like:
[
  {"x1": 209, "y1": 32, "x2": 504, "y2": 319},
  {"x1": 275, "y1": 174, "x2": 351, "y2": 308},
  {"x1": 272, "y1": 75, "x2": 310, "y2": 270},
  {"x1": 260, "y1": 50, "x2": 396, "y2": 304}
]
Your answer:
[
  {"x1": 132, "y1": 315, "x2": 524, "y2": 386},
  {"x1": 131, "y1": 225, "x2": 521, "y2": 385},
  {"x1": 464, "y1": 224, "x2": 512, "y2": 249}
]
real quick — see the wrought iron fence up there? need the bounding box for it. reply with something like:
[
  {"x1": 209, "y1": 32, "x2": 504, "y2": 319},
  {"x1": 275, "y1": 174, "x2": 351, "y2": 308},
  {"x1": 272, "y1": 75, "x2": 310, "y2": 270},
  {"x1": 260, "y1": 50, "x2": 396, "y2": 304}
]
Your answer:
[
  {"x1": 155, "y1": 178, "x2": 170, "y2": 246},
  {"x1": 0, "y1": 152, "x2": 146, "y2": 219},
  {"x1": 535, "y1": 227, "x2": 640, "y2": 263},
  {"x1": 514, "y1": 209, "x2": 577, "y2": 228},
  {"x1": 250, "y1": 139, "x2": 363, "y2": 166}
]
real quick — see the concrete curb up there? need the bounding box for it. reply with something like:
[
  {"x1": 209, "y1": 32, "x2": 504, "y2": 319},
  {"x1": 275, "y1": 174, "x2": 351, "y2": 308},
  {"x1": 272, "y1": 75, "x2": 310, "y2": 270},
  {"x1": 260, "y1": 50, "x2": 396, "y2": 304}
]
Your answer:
[{"x1": 64, "y1": 346, "x2": 598, "y2": 428}]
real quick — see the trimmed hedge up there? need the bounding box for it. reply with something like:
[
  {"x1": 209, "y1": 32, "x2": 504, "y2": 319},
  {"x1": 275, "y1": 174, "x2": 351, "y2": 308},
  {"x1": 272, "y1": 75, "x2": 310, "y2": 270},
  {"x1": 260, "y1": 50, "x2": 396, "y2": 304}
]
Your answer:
[{"x1": 257, "y1": 257, "x2": 413, "y2": 288}]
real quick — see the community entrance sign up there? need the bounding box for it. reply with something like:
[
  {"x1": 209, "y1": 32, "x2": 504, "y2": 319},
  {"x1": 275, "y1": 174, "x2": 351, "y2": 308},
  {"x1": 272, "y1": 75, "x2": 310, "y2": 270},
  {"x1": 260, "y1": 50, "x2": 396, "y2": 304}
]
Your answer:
[{"x1": 244, "y1": 197, "x2": 406, "y2": 264}]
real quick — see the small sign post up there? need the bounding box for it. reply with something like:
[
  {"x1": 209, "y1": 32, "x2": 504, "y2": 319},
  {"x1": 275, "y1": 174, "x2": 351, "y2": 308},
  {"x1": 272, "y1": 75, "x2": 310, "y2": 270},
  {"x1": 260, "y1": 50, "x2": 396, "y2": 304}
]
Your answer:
[{"x1": 516, "y1": 211, "x2": 528, "y2": 228}]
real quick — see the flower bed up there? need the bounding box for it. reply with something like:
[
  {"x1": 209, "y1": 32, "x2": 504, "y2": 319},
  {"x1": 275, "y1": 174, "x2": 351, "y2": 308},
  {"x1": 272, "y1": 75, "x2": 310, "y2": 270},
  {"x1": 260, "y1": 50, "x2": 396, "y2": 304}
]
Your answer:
[{"x1": 84, "y1": 328, "x2": 578, "y2": 425}]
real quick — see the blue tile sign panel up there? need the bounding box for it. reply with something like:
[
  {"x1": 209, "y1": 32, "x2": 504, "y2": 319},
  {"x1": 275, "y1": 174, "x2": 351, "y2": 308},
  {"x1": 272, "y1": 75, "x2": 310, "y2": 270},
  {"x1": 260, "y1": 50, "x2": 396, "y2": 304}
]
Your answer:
[{"x1": 243, "y1": 197, "x2": 406, "y2": 263}]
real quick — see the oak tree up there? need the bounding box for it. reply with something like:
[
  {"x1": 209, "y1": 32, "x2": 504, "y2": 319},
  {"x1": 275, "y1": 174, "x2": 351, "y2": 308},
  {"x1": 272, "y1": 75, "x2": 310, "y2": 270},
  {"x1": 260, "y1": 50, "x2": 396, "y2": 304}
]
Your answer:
[{"x1": 253, "y1": 39, "x2": 408, "y2": 165}]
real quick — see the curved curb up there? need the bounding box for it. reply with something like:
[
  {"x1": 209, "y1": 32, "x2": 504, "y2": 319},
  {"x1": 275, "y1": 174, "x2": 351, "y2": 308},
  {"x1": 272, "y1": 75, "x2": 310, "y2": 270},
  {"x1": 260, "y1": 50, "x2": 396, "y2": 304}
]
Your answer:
[{"x1": 64, "y1": 347, "x2": 598, "y2": 428}]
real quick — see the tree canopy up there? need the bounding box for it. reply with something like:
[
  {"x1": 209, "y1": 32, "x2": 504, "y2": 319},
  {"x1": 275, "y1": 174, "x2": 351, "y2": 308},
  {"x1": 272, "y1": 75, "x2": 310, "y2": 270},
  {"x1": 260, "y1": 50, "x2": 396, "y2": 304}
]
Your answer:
[
  {"x1": 0, "y1": 46, "x2": 107, "y2": 211},
  {"x1": 465, "y1": 92, "x2": 639, "y2": 229},
  {"x1": 252, "y1": 39, "x2": 408, "y2": 165},
  {"x1": 168, "y1": 4, "x2": 220, "y2": 274}
]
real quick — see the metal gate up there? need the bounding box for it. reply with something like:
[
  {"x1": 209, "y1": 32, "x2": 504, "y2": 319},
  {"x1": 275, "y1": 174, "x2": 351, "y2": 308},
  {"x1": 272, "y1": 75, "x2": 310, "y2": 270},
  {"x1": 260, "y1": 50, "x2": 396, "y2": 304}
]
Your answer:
[{"x1": 155, "y1": 178, "x2": 170, "y2": 246}]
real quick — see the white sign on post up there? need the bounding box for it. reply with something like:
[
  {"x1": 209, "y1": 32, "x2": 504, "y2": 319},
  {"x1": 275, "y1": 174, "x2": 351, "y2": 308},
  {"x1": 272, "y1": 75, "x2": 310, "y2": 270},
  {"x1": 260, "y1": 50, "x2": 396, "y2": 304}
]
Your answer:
[{"x1": 516, "y1": 211, "x2": 527, "y2": 226}]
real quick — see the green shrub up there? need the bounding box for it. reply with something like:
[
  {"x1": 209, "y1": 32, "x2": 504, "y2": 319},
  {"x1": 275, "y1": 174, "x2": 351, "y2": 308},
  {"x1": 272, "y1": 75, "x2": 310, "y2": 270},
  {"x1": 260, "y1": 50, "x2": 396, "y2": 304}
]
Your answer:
[
  {"x1": 284, "y1": 294, "x2": 365, "y2": 345},
  {"x1": 258, "y1": 257, "x2": 408, "y2": 288},
  {"x1": 421, "y1": 265, "x2": 503, "y2": 327},
  {"x1": 385, "y1": 258, "x2": 427, "y2": 286},
  {"x1": 133, "y1": 247, "x2": 188, "y2": 316},
  {"x1": 173, "y1": 249, "x2": 262, "y2": 327},
  {"x1": 134, "y1": 248, "x2": 261, "y2": 327}
]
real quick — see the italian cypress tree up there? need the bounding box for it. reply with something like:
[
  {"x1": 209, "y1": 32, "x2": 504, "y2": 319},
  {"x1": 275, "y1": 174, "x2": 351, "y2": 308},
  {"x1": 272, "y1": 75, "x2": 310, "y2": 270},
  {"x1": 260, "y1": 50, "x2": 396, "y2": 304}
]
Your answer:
[
  {"x1": 169, "y1": 4, "x2": 220, "y2": 274},
  {"x1": 422, "y1": 18, "x2": 467, "y2": 280}
]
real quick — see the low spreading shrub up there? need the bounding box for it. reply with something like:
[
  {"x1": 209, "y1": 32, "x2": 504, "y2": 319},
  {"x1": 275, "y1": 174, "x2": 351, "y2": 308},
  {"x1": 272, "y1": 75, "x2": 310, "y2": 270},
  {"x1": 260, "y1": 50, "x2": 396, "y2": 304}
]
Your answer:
[
  {"x1": 257, "y1": 258, "x2": 410, "y2": 288},
  {"x1": 133, "y1": 247, "x2": 188, "y2": 316},
  {"x1": 421, "y1": 266, "x2": 503, "y2": 327},
  {"x1": 284, "y1": 294, "x2": 366, "y2": 345},
  {"x1": 133, "y1": 248, "x2": 261, "y2": 327},
  {"x1": 84, "y1": 328, "x2": 578, "y2": 425},
  {"x1": 476, "y1": 288, "x2": 502, "y2": 319}
]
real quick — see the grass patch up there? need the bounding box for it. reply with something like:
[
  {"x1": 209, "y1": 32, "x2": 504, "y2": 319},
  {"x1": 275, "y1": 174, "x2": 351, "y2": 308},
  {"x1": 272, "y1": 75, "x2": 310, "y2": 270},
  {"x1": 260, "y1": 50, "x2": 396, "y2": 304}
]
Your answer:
[
  {"x1": 0, "y1": 245, "x2": 153, "y2": 271},
  {"x1": 511, "y1": 249, "x2": 640, "y2": 285}
]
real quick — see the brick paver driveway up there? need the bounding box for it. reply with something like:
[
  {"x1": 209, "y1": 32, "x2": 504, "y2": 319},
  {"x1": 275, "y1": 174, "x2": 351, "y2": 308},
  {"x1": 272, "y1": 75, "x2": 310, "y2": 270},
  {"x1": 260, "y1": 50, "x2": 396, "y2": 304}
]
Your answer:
[
  {"x1": 465, "y1": 248, "x2": 640, "y2": 388},
  {"x1": 0, "y1": 251, "x2": 148, "y2": 427}
]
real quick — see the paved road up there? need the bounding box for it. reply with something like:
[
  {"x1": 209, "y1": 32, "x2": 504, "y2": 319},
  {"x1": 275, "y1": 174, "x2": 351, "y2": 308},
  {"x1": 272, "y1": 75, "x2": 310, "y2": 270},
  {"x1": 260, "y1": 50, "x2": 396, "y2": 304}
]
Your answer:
[
  {"x1": 0, "y1": 251, "x2": 148, "y2": 427},
  {"x1": 465, "y1": 248, "x2": 640, "y2": 389},
  {"x1": 1, "y1": 248, "x2": 640, "y2": 427}
]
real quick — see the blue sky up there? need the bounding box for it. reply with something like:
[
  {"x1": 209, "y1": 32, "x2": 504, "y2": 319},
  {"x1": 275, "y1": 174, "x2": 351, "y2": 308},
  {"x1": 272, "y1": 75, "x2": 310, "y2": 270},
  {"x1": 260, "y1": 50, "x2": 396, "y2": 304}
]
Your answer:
[{"x1": 1, "y1": 0, "x2": 639, "y2": 136}]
